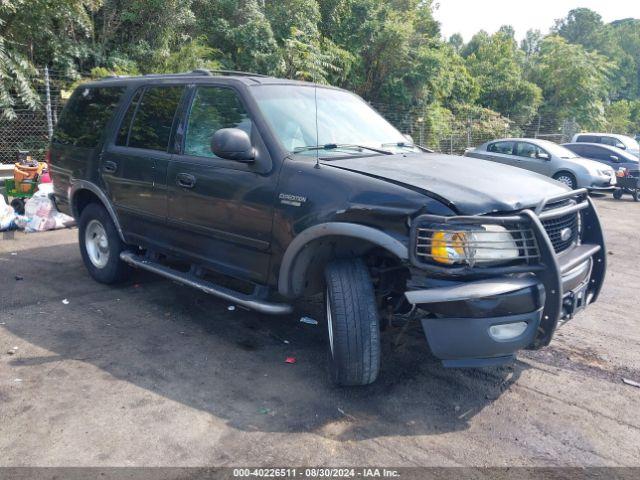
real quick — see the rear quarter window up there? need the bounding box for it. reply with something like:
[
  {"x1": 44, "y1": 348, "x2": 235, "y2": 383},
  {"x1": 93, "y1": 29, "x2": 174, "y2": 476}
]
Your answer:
[{"x1": 53, "y1": 86, "x2": 125, "y2": 148}]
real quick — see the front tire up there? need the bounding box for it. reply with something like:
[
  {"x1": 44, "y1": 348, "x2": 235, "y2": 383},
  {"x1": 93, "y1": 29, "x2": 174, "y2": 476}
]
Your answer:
[
  {"x1": 79, "y1": 203, "x2": 131, "y2": 284},
  {"x1": 613, "y1": 189, "x2": 623, "y2": 200},
  {"x1": 324, "y1": 258, "x2": 381, "y2": 386},
  {"x1": 553, "y1": 172, "x2": 577, "y2": 190}
]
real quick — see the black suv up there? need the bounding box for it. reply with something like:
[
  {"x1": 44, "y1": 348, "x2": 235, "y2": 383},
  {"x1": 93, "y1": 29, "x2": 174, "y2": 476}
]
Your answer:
[{"x1": 50, "y1": 70, "x2": 607, "y2": 386}]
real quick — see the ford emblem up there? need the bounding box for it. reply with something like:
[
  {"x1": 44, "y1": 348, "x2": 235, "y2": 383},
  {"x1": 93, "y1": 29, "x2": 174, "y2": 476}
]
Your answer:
[{"x1": 560, "y1": 227, "x2": 572, "y2": 242}]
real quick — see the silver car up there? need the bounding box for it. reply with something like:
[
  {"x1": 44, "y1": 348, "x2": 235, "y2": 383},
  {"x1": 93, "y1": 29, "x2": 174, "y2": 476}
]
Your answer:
[{"x1": 465, "y1": 138, "x2": 616, "y2": 191}]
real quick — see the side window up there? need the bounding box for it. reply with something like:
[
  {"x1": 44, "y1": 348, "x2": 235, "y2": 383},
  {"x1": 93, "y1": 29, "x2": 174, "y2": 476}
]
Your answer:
[
  {"x1": 115, "y1": 89, "x2": 143, "y2": 146},
  {"x1": 600, "y1": 136, "x2": 625, "y2": 149},
  {"x1": 128, "y1": 86, "x2": 183, "y2": 151},
  {"x1": 577, "y1": 135, "x2": 598, "y2": 143},
  {"x1": 568, "y1": 145, "x2": 583, "y2": 156},
  {"x1": 184, "y1": 87, "x2": 252, "y2": 158},
  {"x1": 514, "y1": 142, "x2": 541, "y2": 158},
  {"x1": 53, "y1": 86, "x2": 125, "y2": 147},
  {"x1": 488, "y1": 141, "x2": 514, "y2": 154}
]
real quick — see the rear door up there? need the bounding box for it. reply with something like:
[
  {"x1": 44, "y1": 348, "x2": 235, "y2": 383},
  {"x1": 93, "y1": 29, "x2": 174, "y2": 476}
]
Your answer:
[
  {"x1": 101, "y1": 84, "x2": 185, "y2": 242},
  {"x1": 50, "y1": 85, "x2": 126, "y2": 215},
  {"x1": 165, "y1": 84, "x2": 276, "y2": 283}
]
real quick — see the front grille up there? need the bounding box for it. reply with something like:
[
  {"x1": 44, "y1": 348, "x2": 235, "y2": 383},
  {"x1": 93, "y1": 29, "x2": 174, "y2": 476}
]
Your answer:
[{"x1": 541, "y1": 212, "x2": 579, "y2": 253}]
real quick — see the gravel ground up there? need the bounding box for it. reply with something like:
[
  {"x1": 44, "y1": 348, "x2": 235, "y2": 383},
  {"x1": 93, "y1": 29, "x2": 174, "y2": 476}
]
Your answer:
[{"x1": 0, "y1": 196, "x2": 639, "y2": 467}]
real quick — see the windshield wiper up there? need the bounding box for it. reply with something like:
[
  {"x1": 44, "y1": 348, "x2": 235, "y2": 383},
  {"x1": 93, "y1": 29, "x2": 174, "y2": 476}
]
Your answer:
[
  {"x1": 381, "y1": 141, "x2": 434, "y2": 153},
  {"x1": 294, "y1": 143, "x2": 393, "y2": 155}
]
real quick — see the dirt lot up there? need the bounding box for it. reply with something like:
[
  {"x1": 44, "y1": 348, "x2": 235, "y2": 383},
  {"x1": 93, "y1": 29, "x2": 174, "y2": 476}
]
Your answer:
[{"x1": 1, "y1": 196, "x2": 639, "y2": 467}]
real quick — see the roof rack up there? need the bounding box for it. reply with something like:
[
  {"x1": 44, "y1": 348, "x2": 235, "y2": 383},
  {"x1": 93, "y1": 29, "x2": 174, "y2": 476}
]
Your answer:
[
  {"x1": 99, "y1": 69, "x2": 268, "y2": 81},
  {"x1": 190, "y1": 69, "x2": 269, "y2": 77}
]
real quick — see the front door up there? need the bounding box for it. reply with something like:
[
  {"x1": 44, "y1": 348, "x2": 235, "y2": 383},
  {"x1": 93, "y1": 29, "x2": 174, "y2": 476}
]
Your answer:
[
  {"x1": 101, "y1": 85, "x2": 184, "y2": 242},
  {"x1": 513, "y1": 141, "x2": 552, "y2": 175},
  {"x1": 165, "y1": 85, "x2": 276, "y2": 283}
]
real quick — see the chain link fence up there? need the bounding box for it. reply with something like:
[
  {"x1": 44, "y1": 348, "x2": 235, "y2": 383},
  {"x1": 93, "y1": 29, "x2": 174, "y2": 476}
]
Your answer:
[
  {"x1": 0, "y1": 68, "x2": 64, "y2": 164},
  {"x1": 373, "y1": 103, "x2": 582, "y2": 155},
  {"x1": 0, "y1": 70, "x2": 584, "y2": 163}
]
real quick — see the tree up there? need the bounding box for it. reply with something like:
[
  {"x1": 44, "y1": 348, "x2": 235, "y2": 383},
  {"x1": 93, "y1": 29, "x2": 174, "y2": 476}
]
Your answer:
[
  {"x1": 529, "y1": 35, "x2": 612, "y2": 128},
  {"x1": 554, "y1": 8, "x2": 604, "y2": 51},
  {"x1": 463, "y1": 29, "x2": 542, "y2": 122},
  {"x1": 605, "y1": 100, "x2": 632, "y2": 134},
  {"x1": 448, "y1": 33, "x2": 463, "y2": 53}
]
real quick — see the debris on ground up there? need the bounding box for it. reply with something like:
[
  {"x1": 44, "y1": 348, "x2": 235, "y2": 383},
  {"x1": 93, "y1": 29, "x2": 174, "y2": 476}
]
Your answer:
[
  {"x1": 285, "y1": 356, "x2": 297, "y2": 364},
  {"x1": 338, "y1": 407, "x2": 356, "y2": 421},
  {"x1": 0, "y1": 195, "x2": 16, "y2": 231},
  {"x1": 62, "y1": 299, "x2": 69, "y2": 305},
  {"x1": 622, "y1": 378, "x2": 640, "y2": 388},
  {"x1": 13, "y1": 184, "x2": 74, "y2": 233},
  {"x1": 258, "y1": 407, "x2": 271, "y2": 415},
  {"x1": 300, "y1": 316, "x2": 318, "y2": 325},
  {"x1": 14, "y1": 378, "x2": 22, "y2": 382},
  {"x1": 15, "y1": 275, "x2": 23, "y2": 281},
  {"x1": 7, "y1": 350, "x2": 15, "y2": 355}
]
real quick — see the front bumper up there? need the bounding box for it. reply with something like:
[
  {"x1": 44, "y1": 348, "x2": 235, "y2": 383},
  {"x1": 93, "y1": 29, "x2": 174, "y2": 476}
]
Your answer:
[{"x1": 405, "y1": 190, "x2": 607, "y2": 367}]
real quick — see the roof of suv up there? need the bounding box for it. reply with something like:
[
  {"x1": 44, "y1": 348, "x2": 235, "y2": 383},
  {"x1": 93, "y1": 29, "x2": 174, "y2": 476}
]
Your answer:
[{"x1": 80, "y1": 69, "x2": 333, "y2": 90}]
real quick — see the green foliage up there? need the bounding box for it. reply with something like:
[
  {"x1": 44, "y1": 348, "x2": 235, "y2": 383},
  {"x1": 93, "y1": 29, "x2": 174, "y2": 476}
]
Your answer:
[
  {"x1": 529, "y1": 35, "x2": 612, "y2": 128},
  {"x1": 0, "y1": 1, "x2": 639, "y2": 138},
  {"x1": 463, "y1": 30, "x2": 541, "y2": 122}
]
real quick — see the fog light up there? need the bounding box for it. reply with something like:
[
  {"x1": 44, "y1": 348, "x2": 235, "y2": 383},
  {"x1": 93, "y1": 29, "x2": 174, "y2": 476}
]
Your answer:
[{"x1": 488, "y1": 322, "x2": 528, "y2": 341}]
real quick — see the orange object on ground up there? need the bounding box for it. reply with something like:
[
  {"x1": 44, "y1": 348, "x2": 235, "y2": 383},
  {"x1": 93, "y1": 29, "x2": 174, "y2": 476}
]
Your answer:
[{"x1": 13, "y1": 162, "x2": 46, "y2": 193}]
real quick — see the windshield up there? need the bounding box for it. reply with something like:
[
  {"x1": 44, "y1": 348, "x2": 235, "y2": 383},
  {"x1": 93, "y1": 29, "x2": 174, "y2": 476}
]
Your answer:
[
  {"x1": 540, "y1": 142, "x2": 580, "y2": 159},
  {"x1": 252, "y1": 85, "x2": 417, "y2": 157}
]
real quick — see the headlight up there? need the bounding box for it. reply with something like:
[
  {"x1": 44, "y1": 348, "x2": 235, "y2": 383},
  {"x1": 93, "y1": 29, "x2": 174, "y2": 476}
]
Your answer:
[
  {"x1": 429, "y1": 225, "x2": 520, "y2": 267},
  {"x1": 598, "y1": 169, "x2": 613, "y2": 177}
]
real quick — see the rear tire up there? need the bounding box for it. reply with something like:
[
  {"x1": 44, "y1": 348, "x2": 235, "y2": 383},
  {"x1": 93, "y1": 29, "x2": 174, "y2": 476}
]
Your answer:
[
  {"x1": 78, "y1": 203, "x2": 131, "y2": 284},
  {"x1": 633, "y1": 190, "x2": 639, "y2": 202},
  {"x1": 553, "y1": 172, "x2": 577, "y2": 190},
  {"x1": 324, "y1": 258, "x2": 381, "y2": 386}
]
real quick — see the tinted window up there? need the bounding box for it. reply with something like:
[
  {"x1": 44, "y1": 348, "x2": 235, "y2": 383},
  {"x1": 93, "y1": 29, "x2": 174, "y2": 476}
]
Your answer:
[
  {"x1": 565, "y1": 144, "x2": 583, "y2": 155},
  {"x1": 515, "y1": 142, "x2": 543, "y2": 158},
  {"x1": 116, "y1": 89, "x2": 143, "y2": 146},
  {"x1": 600, "y1": 136, "x2": 625, "y2": 149},
  {"x1": 488, "y1": 141, "x2": 514, "y2": 154},
  {"x1": 128, "y1": 86, "x2": 183, "y2": 151},
  {"x1": 53, "y1": 86, "x2": 125, "y2": 147},
  {"x1": 576, "y1": 135, "x2": 599, "y2": 143},
  {"x1": 582, "y1": 146, "x2": 610, "y2": 160},
  {"x1": 184, "y1": 87, "x2": 252, "y2": 158}
]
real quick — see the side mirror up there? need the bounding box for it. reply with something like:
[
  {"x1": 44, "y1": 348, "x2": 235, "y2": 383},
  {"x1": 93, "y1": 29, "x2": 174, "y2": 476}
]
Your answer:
[
  {"x1": 610, "y1": 155, "x2": 620, "y2": 162},
  {"x1": 403, "y1": 133, "x2": 414, "y2": 144},
  {"x1": 537, "y1": 152, "x2": 550, "y2": 160},
  {"x1": 211, "y1": 128, "x2": 255, "y2": 162}
]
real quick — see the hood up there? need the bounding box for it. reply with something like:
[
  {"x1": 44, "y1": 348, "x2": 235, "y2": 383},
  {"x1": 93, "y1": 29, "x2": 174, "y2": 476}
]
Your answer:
[
  {"x1": 570, "y1": 157, "x2": 615, "y2": 174},
  {"x1": 323, "y1": 152, "x2": 569, "y2": 215}
]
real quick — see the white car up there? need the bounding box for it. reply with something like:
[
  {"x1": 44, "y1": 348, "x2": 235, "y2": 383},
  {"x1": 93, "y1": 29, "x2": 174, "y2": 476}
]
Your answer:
[{"x1": 572, "y1": 133, "x2": 640, "y2": 159}]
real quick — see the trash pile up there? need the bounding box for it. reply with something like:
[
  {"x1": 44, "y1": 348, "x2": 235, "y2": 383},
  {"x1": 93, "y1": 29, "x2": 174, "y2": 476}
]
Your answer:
[{"x1": 1, "y1": 150, "x2": 74, "y2": 233}]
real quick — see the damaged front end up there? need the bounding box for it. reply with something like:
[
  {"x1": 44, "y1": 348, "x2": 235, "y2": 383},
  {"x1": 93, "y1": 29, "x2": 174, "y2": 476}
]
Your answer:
[{"x1": 404, "y1": 189, "x2": 607, "y2": 367}]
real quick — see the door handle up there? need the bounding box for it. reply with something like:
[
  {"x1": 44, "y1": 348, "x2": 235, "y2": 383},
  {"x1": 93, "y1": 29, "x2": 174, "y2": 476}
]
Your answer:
[
  {"x1": 176, "y1": 173, "x2": 196, "y2": 188},
  {"x1": 102, "y1": 160, "x2": 118, "y2": 173}
]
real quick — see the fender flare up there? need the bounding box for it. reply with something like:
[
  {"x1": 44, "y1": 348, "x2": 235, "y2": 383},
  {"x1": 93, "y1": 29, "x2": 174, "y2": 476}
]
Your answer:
[
  {"x1": 70, "y1": 180, "x2": 125, "y2": 242},
  {"x1": 277, "y1": 222, "x2": 409, "y2": 297}
]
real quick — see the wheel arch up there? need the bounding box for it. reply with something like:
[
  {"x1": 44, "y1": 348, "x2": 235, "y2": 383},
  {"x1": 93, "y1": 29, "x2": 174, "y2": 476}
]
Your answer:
[
  {"x1": 277, "y1": 222, "x2": 409, "y2": 298},
  {"x1": 70, "y1": 181, "x2": 125, "y2": 242}
]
